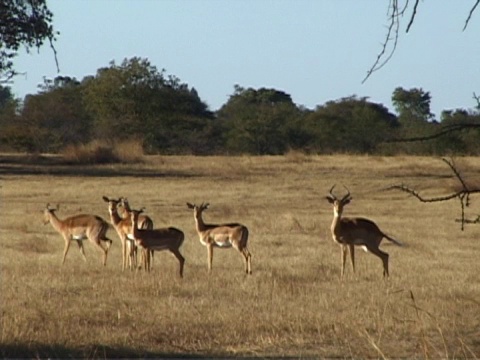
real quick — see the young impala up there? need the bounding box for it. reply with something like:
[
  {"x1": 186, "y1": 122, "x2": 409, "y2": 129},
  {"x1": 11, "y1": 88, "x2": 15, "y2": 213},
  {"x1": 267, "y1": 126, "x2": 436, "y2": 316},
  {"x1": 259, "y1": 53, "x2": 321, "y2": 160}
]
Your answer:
[
  {"x1": 130, "y1": 208, "x2": 185, "y2": 277},
  {"x1": 102, "y1": 196, "x2": 138, "y2": 271},
  {"x1": 119, "y1": 197, "x2": 154, "y2": 269},
  {"x1": 326, "y1": 185, "x2": 402, "y2": 278},
  {"x1": 187, "y1": 202, "x2": 252, "y2": 275},
  {"x1": 43, "y1": 203, "x2": 112, "y2": 266}
]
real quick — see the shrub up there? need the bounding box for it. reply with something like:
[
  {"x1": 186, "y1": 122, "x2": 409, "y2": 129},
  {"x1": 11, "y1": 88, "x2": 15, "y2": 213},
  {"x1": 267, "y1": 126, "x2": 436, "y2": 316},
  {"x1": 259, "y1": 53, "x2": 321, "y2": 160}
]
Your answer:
[{"x1": 61, "y1": 139, "x2": 144, "y2": 164}]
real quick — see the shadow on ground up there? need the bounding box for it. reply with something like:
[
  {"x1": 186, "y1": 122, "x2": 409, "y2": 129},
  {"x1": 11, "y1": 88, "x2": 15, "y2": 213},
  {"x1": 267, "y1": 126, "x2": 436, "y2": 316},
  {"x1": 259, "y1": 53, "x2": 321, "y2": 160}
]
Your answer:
[
  {"x1": 0, "y1": 343, "x2": 209, "y2": 359},
  {"x1": 0, "y1": 154, "x2": 196, "y2": 178}
]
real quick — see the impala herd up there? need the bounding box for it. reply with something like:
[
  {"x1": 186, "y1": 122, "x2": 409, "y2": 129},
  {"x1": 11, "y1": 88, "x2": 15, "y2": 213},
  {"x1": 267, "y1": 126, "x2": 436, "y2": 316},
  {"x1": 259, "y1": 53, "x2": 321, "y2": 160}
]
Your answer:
[{"x1": 42, "y1": 185, "x2": 402, "y2": 278}]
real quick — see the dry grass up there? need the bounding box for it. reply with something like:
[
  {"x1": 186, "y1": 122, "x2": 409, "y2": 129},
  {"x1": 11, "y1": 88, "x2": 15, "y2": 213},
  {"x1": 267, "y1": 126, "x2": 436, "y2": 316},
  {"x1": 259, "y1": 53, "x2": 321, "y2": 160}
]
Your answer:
[{"x1": 1, "y1": 155, "x2": 479, "y2": 358}]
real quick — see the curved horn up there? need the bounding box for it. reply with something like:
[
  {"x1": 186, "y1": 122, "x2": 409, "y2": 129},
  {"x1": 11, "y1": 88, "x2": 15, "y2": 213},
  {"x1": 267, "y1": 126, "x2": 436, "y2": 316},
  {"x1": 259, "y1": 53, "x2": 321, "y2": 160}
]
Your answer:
[
  {"x1": 341, "y1": 185, "x2": 351, "y2": 202},
  {"x1": 328, "y1": 185, "x2": 337, "y2": 199}
]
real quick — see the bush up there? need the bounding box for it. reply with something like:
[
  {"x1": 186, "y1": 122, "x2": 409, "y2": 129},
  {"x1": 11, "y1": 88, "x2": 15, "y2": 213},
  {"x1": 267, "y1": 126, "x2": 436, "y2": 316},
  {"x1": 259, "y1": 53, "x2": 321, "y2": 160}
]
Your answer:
[{"x1": 61, "y1": 139, "x2": 144, "y2": 164}]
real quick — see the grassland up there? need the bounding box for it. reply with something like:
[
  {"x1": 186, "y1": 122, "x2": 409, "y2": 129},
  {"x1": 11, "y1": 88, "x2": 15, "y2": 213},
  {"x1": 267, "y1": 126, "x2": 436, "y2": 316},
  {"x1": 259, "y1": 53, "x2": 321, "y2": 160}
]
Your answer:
[{"x1": 1, "y1": 154, "x2": 479, "y2": 359}]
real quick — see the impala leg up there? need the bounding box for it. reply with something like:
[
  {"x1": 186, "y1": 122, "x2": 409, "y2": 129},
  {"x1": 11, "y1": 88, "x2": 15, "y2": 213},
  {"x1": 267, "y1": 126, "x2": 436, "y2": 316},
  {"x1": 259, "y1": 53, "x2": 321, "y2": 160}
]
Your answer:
[
  {"x1": 341, "y1": 245, "x2": 348, "y2": 277},
  {"x1": 149, "y1": 250, "x2": 154, "y2": 271},
  {"x1": 207, "y1": 244, "x2": 213, "y2": 273},
  {"x1": 147, "y1": 249, "x2": 152, "y2": 273},
  {"x1": 348, "y1": 244, "x2": 355, "y2": 274},
  {"x1": 121, "y1": 237, "x2": 127, "y2": 271},
  {"x1": 170, "y1": 249, "x2": 185, "y2": 278},
  {"x1": 242, "y1": 248, "x2": 252, "y2": 275},
  {"x1": 76, "y1": 240, "x2": 87, "y2": 262},
  {"x1": 87, "y1": 237, "x2": 109, "y2": 266},
  {"x1": 62, "y1": 237, "x2": 72, "y2": 265},
  {"x1": 367, "y1": 246, "x2": 390, "y2": 277}
]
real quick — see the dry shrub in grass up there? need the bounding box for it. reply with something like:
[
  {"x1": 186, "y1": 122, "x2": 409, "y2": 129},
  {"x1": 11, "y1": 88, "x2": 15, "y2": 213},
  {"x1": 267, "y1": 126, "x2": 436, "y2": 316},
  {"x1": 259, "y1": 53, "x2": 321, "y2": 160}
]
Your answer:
[
  {"x1": 112, "y1": 138, "x2": 145, "y2": 163},
  {"x1": 61, "y1": 139, "x2": 144, "y2": 164},
  {"x1": 284, "y1": 148, "x2": 311, "y2": 163}
]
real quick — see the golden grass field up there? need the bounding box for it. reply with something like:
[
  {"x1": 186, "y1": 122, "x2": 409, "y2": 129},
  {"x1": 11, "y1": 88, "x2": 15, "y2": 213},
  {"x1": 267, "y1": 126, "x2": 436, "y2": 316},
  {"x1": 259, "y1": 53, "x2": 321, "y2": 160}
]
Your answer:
[{"x1": 1, "y1": 154, "x2": 479, "y2": 358}]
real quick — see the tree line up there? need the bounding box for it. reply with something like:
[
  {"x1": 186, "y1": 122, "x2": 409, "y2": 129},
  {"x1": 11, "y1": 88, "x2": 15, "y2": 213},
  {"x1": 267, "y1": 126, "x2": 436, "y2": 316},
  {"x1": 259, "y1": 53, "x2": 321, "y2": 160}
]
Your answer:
[{"x1": 1, "y1": 57, "x2": 479, "y2": 156}]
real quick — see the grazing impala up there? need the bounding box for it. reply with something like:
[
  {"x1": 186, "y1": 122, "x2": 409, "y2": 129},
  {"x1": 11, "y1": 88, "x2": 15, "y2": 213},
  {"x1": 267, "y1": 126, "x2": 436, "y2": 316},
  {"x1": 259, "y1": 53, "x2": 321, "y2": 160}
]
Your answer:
[
  {"x1": 187, "y1": 202, "x2": 252, "y2": 275},
  {"x1": 119, "y1": 197, "x2": 154, "y2": 269},
  {"x1": 326, "y1": 185, "x2": 402, "y2": 278},
  {"x1": 43, "y1": 203, "x2": 112, "y2": 266},
  {"x1": 129, "y1": 208, "x2": 185, "y2": 277},
  {"x1": 102, "y1": 196, "x2": 137, "y2": 271}
]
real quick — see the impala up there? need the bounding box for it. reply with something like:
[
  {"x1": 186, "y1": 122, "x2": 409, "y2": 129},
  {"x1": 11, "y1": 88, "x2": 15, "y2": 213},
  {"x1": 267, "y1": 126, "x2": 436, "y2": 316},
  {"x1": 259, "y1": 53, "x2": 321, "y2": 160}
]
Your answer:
[
  {"x1": 129, "y1": 208, "x2": 185, "y2": 277},
  {"x1": 326, "y1": 185, "x2": 402, "y2": 278},
  {"x1": 186, "y1": 202, "x2": 252, "y2": 275},
  {"x1": 102, "y1": 196, "x2": 137, "y2": 271},
  {"x1": 119, "y1": 196, "x2": 154, "y2": 269},
  {"x1": 43, "y1": 203, "x2": 112, "y2": 266}
]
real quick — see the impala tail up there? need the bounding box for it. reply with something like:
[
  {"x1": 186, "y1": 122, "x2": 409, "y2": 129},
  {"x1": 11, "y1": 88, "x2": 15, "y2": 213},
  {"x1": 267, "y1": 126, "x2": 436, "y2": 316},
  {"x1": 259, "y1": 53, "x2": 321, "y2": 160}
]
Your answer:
[{"x1": 384, "y1": 233, "x2": 403, "y2": 247}]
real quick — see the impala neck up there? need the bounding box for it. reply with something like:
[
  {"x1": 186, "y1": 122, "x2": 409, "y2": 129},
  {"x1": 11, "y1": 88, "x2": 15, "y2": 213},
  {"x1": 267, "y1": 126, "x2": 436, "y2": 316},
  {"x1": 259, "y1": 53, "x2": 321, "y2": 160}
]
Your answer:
[
  {"x1": 194, "y1": 212, "x2": 207, "y2": 232},
  {"x1": 108, "y1": 207, "x2": 123, "y2": 226},
  {"x1": 331, "y1": 206, "x2": 342, "y2": 233},
  {"x1": 131, "y1": 214, "x2": 139, "y2": 237},
  {"x1": 48, "y1": 212, "x2": 64, "y2": 233}
]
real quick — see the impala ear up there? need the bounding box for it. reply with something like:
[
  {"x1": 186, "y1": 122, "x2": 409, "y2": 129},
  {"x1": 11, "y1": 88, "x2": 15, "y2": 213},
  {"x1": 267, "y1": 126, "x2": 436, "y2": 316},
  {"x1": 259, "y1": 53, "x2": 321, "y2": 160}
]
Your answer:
[
  {"x1": 204, "y1": 202, "x2": 210, "y2": 209},
  {"x1": 326, "y1": 196, "x2": 335, "y2": 204},
  {"x1": 186, "y1": 202, "x2": 195, "y2": 209},
  {"x1": 102, "y1": 196, "x2": 109, "y2": 202}
]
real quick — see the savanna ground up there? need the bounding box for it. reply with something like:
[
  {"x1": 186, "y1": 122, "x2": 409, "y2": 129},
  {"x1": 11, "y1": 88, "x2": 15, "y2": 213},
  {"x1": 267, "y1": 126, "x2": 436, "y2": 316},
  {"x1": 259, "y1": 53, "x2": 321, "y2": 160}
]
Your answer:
[{"x1": 1, "y1": 153, "x2": 479, "y2": 359}]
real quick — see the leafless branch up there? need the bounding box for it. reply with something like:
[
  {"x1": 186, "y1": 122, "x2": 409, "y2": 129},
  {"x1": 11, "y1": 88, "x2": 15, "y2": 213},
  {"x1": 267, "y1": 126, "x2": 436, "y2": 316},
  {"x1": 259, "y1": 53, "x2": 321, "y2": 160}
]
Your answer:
[
  {"x1": 473, "y1": 92, "x2": 480, "y2": 110},
  {"x1": 387, "y1": 158, "x2": 480, "y2": 230},
  {"x1": 385, "y1": 123, "x2": 480, "y2": 143},
  {"x1": 364, "y1": 1, "x2": 479, "y2": 82},
  {"x1": 406, "y1": 0, "x2": 420, "y2": 32},
  {"x1": 362, "y1": 0, "x2": 403, "y2": 83},
  {"x1": 463, "y1": 0, "x2": 480, "y2": 31}
]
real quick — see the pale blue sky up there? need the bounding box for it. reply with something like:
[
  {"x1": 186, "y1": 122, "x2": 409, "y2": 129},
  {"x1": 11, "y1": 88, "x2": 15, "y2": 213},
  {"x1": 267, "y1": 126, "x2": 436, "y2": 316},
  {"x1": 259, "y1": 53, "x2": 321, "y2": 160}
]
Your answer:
[{"x1": 12, "y1": 0, "x2": 480, "y2": 119}]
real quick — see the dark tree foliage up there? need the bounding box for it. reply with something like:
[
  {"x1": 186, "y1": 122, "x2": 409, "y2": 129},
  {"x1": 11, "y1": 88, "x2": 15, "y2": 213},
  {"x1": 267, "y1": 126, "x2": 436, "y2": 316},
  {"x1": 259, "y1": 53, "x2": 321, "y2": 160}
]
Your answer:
[
  {"x1": 217, "y1": 86, "x2": 301, "y2": 154},
  {"x1": 82, "y1": 57, "x2": 217, "y2": 154},
  {"x1": 0, "y1": 0, "x2": 57, "y2": 82},
  {"x1": 303, "y1": 96, "x2": 399, "y2": 154}
]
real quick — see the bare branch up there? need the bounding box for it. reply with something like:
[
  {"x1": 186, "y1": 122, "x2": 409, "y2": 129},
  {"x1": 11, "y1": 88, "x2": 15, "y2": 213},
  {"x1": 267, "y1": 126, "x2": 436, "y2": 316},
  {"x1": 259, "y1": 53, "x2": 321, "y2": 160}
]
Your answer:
[
  {"x1": 384, "y1": 123, "x2": 480, "y2": 143},
  {"x1": 387, "y1": 158, "x2": 480, "y2": 231},
  {"x1": 473, "y1": 92, "x2": 480, "y2": 110},
  {"x1": 365, "y1": 1, "x2": 479, "y2": 82},
  {"x1": 463, "y1": 0, "x2": 480, "y2": 31},
  {"x1": 387, "y1": 184, "x2": 460, "y2": 203},
  {"x1": 362, "y1": 1, "x2": 401, "y2": 83},
  {"x1": 406, "y1": 0, "x2": 420, "y2": 33}
]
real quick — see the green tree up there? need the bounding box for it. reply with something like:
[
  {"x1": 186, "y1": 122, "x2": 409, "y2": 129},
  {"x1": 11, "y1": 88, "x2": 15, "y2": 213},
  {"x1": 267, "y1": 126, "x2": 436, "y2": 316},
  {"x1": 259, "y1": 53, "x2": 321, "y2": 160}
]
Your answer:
[
  {"x1": 439, "y1": 109, "x2": 480, "y2": 155},
  {"x1": 18, "y1": 76, "x2": 91, "y2": 152},
  {"x1": 303, "y1": 96, "x2": 398, "y2": 154},
  {"x1": 0, "y1": 85, "x2": 23, "y2": 151},
  {"x1": 391, "y1": 87, "x2": 438, "y2": 154},
  {"x1": 83, "y1": 57, "x2": 216, "y2": 154},
  {"x1": 218, "y1": 86, "x2": 300, "y2": 154},
  {"x1": 0, "y1": 0, "x2": 58, "y2": 82}
]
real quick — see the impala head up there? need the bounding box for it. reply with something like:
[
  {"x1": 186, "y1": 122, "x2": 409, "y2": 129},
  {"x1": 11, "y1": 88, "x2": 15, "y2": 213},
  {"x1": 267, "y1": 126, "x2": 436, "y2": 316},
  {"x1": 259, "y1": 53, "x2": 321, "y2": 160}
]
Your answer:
[
  {"x1": 129, "y1": 208, "x2": 145, "y2": 223},
  {"x1": 102, "y1": 196, "x2": 122, "y2": 214},
  {"x1": 43, "y1": 203, "x2": 57, "y2": 225},
  {"x1": 326, "y1": 185, "x2": 352, "y2": 216},
  {"x1": 119, "y1": 197, "x2": 132, "y2": 211},
  {"x1": 186, "y1": 202, "x2": 209, "y2": 219}
]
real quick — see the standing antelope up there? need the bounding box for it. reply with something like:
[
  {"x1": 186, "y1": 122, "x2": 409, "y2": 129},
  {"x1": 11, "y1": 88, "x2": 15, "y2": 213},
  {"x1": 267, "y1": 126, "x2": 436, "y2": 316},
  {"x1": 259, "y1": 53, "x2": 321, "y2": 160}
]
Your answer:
[
  {"x1": 129, "y1": 208, "x2": 185, "y2": 277},
  {"x1": 119, "y1": 197, "x2": 154, "y2": 269},
  {"x1": 186, "y1": 202, "x2": 252, "y2": 275},
  {"x1": 326, "y1": 185, "x2": 402, "y2": 278},
  {"x1": 102, "y1": 196, "x2": 137, "y2": 271},
  {"x1": 43, "y1": 203, "x2": 112, "y2": 266}
]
